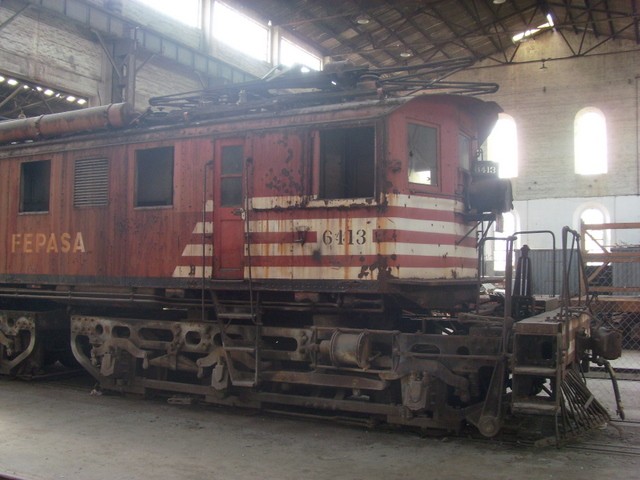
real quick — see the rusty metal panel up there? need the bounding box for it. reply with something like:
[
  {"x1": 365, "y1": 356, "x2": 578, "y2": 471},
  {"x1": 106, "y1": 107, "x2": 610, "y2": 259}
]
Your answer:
[{"x1": 2, "y1": 135, "x2": 213, "y2": 284}]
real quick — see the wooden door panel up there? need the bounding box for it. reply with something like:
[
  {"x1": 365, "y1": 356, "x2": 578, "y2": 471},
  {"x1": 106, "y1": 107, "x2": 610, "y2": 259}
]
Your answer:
[{"x1": 213, "y1": 139, "x2": 245, "y2": 279}]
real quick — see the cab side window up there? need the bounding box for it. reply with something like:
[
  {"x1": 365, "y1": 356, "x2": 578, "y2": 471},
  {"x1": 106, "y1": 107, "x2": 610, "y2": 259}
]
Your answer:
[
  {"x1": 319, "y1": 126, "x2": 375, "y2": 199},
  {"x1": 408, "y1": 123, "x2": 438, "y2": 186},
  {"x1": 20, "y1": 160, "x2": 51, "y2": 213},
  {"x1": 135, "y1": 146, "x2": 174, "y2": 207},
  {"x1": 220, "y1": 144, "x2": 243, "y2": 207}
]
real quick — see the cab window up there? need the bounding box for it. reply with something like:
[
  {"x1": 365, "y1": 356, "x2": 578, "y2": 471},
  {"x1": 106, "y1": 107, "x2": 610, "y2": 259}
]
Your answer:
[
  {"x1": 408, "y1": 123, "x2": 438, "y2": 186},
  {"x1": 458, "y1": 133, "x2": 471, "y2": 171},
  {"x1": 20, "y1": 160, "x2": 51, "y2": 213},
  {"x1": 135, "y1": 146, "x2": 174, "y2": 207},
  {"x1": 319, "y1": 126, "x2": 375, "y2": 199}
]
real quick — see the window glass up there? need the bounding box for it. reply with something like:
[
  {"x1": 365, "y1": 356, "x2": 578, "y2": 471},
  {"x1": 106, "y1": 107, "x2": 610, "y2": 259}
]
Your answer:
[
  {"x1": 493, "y1": 211, "x2": 518, "y2": 273},
  {"x1": 280, "y1": 38, "x2": 322, "y2": 70},
  {"x1": 20, "y1": 160, "x2": 51, "y2": 213},
  {"x1": 136, "y1": 0, "x2": 200, "y2": 27},
  {"x1": 212, "y1": 1, "x2": 269, "y2": 61},
  {"x1": 135, "y1": 147, "x2": 174, "y2": 207},
  {"x1": 458, "y1": 133, "x2": 471, "y2": 170},
  {"x1": 221, "y1": 145, "x2": 243, "y2": 206},
  {"x1": 319, "y1": 126, "x2": 375, "y2": 199},
  {"x1": 408, "y1": 123, "x2": 438, "y2": 186},
  {"x1": 74, "y1": 158, "x2": 109, "y2": 207},
  {"x1": 580, "y1": 207, "x2": 606, "y2": 253},
  {"x1": 575, "y1": 107, "x2": 607, "y2": 175},
  {"x1": 486, "y1": 113, "x2": 517, "y2": 178}
]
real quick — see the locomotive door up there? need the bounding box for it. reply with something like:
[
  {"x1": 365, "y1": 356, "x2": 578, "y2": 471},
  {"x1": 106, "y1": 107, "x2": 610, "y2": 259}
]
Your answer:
[{"x1": 213, "y1": 139, "x2": 246, "y2": 279}]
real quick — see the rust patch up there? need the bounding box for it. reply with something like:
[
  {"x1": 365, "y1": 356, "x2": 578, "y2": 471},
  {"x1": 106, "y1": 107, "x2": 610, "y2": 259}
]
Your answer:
[{"x1": 357, "y1": 255, "x2": 396, "y2": 280}]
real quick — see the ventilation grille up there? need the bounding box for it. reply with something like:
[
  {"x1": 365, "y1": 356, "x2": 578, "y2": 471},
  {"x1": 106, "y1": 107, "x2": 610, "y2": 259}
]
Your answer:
[{"x1": 74, "y1": 158, "x2": 109, "y2": 207}]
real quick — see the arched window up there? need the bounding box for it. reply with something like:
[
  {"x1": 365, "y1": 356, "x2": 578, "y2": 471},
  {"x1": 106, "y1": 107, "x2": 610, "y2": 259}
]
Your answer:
[
  {"x1": 486, "y1": 113, "x2": 518, "y2": 179},
  {"x1": 574, "y1": 107, "x2": 607, "y2": 175},
  {"x1": 578, "y1": 206, "x2": 608, "y2": 253},
  {"x1": 493, "y1": 211, "x2": 519, "y2": 273}
]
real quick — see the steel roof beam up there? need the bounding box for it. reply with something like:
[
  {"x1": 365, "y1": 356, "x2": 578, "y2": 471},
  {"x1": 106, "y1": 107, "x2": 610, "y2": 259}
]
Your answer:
[{"x1": 19, "y1": 0, "x2": 253, "y2": 85}]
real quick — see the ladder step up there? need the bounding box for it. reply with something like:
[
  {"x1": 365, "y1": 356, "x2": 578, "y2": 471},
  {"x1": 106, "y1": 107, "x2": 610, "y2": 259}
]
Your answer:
[
  {"x1": 512, "y1": 399, "x2": 560, "y2": 415},
  {"x1": 513, "y1": 366, "x2": 557, "y2": 376},
  {"x1": 218, "y1": 312, "x2": 256, "y2": 321},
  {"x1": 231, "y1": 379, "x2": 256, "y2": 388},
  {"x1": 224, "y1": 345, "x2": 256, "y2": 353},
  {"x1": 212, "y1": 293, "x2": 261, "y2": 388}
]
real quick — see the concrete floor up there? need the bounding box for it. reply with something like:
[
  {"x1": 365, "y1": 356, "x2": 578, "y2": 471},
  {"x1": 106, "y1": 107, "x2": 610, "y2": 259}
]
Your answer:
[{"x1": 0, "y1": 377, "x2": 638, "y2": 480}]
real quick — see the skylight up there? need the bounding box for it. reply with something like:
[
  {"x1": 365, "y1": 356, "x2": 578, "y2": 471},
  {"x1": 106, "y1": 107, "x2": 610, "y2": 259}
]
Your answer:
[
  {"x1": 136, "y1": 0, "x2": 200, "y2": 28},
  {"x1": 512, "y1": 13, "x2": 555, "y2": 42},
  {"x1": 280, "y1": 38, "x2": 322, "y2": 71},
  {"x1": 212, "y1": 1, "x2": 269, "y2": 61}
]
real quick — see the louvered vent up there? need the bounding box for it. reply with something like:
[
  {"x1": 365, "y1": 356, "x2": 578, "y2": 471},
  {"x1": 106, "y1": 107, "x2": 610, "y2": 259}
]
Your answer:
[{"x1": 74, "y1": 158, "x2": 109, "y2": 207}]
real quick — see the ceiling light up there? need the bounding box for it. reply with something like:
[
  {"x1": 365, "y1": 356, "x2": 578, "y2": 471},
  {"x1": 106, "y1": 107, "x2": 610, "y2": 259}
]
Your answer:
[
  {"x1": 7, "y1": 78, "x2": 18, "y2": 86},
  {"x1": 0, "y1": 75, "x2": 5, "y2": 82},
  {"x1": 493, "y1": 0, "x2": 506, "y2": 4},
  {"x1": 77, "y1": 98, "x2": 87, "y2": 105},
  {"x1": 66, "y1": 95, "x2": 77, "y2": 102},
  {"x1": 44, "y1": 89, "x2": 54, "y2": 96},
  {"x1": 400, "y1": 51, "x2": 412, "y2": 58},
  {"x1": 355, "y1": 14, "x2": 370, "y2": 25}
]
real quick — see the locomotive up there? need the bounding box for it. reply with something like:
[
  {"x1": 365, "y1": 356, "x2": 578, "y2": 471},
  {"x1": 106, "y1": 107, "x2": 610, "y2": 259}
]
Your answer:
[{"x1": 0, "y1": 62, "x2": 620, "y2": 442}]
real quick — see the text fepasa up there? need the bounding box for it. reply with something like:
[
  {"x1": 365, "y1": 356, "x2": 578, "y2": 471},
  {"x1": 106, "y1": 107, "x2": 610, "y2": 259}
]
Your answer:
[{"x1": 11, "y1": 232, "x2": 86, "y2": 254}]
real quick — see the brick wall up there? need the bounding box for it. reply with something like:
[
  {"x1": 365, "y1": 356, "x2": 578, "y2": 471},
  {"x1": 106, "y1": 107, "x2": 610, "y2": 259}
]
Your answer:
[{"x1": 452, "y1": 32, "x2": 640, "y2": 245}]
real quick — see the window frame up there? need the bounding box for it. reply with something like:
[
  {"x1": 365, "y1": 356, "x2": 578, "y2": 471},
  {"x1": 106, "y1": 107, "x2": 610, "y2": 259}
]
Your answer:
[
  {"x1": 407, "y1": 120, "x2": 440, "y2": 189},
  {"x1": 574, "y1": 107, "x2": 608, "y2": 176},
  {"x1": 315, "y1": 123, "x2": 377, "y2": 201},
  {"x1": 492, "y1": 210, "x2": 520, "y2": 274},
  {"x1": 576, "y1": 205, "x2": 609, "y2": 254},
  {"x1": 220, "y1": 144, "x2": 244, "y2": 207},
  {"x1": 458, "y1": 131, "x2": 472, "y2": 172},
  {"x1": 279, "y1": 36, "x2": 322, "y2": 71},
  {"x1": 19, "y1": 159, "x2": 51, "y2": 214},
  {"x1": 211, "y1": 1, "x2": 270, "y2": 62},
  {"x1": 486, "y1": 112, "x2": 518, "y2": 179},
  {"x1": 134, "y1": 146, "x2": 175, "y2": 208}
]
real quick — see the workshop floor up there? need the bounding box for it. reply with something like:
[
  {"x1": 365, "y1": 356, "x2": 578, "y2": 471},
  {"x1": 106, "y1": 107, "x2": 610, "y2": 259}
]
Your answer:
[{"x1": 0, "y1": 376, "x2": 638, "y2": 480}]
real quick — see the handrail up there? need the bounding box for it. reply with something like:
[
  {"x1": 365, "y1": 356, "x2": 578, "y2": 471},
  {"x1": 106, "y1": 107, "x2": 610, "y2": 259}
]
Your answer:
[
  {"x1": 477, "y1": 235, "x2": 516, "y2": 350},
  {"x1": 561, "y1": 226, "x2": 591, "y2": 313},
  {"x1": 512, "y1": 230, "x2": 557, "y2": 297}
]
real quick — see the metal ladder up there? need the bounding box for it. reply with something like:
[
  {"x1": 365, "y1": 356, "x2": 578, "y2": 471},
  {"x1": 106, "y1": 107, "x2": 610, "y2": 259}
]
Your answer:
[{"x1": 212, "y1": 292, "x2": 262, "y2": 388}]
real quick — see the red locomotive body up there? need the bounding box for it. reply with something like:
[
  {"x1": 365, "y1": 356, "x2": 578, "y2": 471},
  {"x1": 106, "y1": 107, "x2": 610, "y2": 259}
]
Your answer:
[
  {"x1": 0, "y1": 67, "x2": 615, "y2": 440},
  {"x1": 1, "y1": 95, "x2": 498, "y2": 295}
]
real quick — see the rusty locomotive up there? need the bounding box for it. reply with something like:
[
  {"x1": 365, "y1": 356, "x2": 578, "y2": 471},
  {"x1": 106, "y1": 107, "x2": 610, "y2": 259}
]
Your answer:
[{"x1": 0, "y1": 62, "x2": 620, "y2": 441}]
